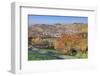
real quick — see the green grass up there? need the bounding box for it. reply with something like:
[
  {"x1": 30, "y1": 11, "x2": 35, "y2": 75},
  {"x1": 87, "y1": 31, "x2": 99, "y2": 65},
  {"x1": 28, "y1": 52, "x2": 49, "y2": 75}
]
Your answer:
[
  {"x1": 28, "y1": 48, "x2": 88, "y2": 61},
  {"x1": 28, "y1": 51, "x2": 58, "y2": 60}
]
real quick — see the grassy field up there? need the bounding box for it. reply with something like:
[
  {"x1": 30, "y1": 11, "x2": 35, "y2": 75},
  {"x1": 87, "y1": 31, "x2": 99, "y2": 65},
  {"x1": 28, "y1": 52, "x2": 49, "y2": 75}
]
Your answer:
[{"x1": 28, "y1": 48, "x2": 88, "y2": 61}]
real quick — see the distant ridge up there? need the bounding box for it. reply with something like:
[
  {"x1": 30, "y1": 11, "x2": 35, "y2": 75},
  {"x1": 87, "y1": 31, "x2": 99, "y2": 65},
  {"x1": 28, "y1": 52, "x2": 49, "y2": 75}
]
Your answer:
[{"x1": 28, "y1": 23, "x2": 88, "y2": 37}]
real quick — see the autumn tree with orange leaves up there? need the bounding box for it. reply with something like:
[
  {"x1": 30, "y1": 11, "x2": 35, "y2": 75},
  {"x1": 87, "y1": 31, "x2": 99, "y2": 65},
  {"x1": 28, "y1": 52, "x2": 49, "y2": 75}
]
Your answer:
[{"x1": 53, "y1": 33, "x2": 87, "y2": 54}]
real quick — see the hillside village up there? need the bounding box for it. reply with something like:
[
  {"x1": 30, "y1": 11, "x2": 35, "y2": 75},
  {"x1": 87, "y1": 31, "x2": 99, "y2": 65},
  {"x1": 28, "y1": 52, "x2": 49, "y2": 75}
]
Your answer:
[{"x1": 28, "y1": 23, "x2": 87, "y2": 38}]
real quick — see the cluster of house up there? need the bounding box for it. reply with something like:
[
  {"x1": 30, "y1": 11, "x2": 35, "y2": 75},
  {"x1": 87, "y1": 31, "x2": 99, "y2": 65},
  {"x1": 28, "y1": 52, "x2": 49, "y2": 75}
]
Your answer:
[{"x1": 31, "y1": 29, "x2": 84, "y2": 38}]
